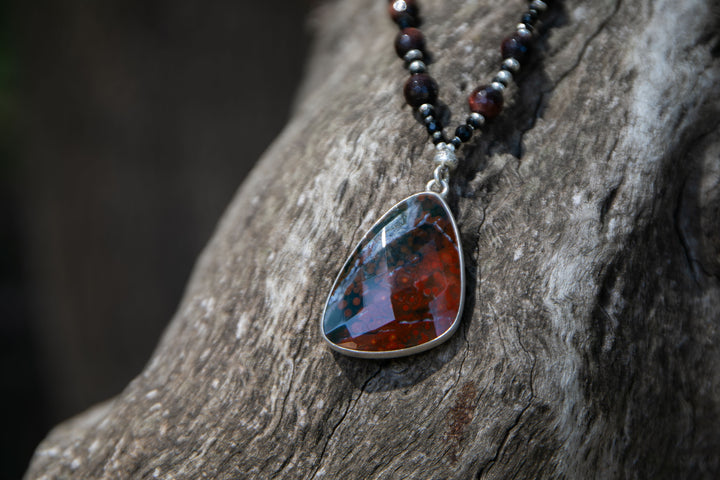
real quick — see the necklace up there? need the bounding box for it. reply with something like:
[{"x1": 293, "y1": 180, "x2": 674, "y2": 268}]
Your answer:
[{"x1": 321, "y1": 0, "x2": 549, "y2": 358}]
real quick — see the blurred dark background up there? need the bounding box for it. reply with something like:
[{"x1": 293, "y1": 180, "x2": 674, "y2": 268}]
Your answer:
[{"x1": 0, "y1": 1, "x2": 312, "y2": 477}]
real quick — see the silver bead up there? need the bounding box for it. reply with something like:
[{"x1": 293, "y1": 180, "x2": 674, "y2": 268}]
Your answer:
[
  {"x1": 404, "y1": 49, "x2": 424, "y2": 62},
  {"x1": 408, "y1": 60, "x2": 426, "y2": 74},
  {"x1": 502, "y1": 58, "x2": 521, "y2": 73},
  {"x1": 517, "y1": 27, "x2": 532, "y2": 37},
  {"x1": 467, "y1": 112, "x2": 485, "y2": 129},
  {"x1": 418, "y1": 103, "x2": 434, "y2": 118},
  {"x1": 418, "y1": 103, "x2": 434, "y2": 117},
  {"x1": 530, "y1": 0, "x2": 547, "y2": 12},
  {"x1": 494, "y1": 69, "x2": 513, "y2": 86},
  {"x1": 490, "y1": 81, "x2": 505, "y2": 92},
  {"x1": 434, "y1": 143, "x2": 458, "y2": 170}
]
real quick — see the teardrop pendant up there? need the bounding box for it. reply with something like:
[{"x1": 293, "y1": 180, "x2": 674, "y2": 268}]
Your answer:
[{"x1": 322, "y1": 192, "x2": 465, "y2": 358}]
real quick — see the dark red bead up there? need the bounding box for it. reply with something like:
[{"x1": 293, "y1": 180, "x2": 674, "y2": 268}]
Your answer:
[
  {"x1": 404, "y1": 73, "x2": 438, "y2": 107},
  {"x1": 468, "y1": 85, "x2": 504, "y2": 119},
  {"x1": 395, "y1": 27, "x2": 425, "y2": 58},
  {"x1": 388, "y1": 0, "x2": 419, "y2": 22},
  {"x1": 501, "y1": 30, "x2": 533, "y2": 61}
]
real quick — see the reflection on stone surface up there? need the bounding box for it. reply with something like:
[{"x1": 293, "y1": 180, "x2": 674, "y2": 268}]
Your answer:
[{"x1": 323, "y1": 193, "x2": 462, "y2": 353}]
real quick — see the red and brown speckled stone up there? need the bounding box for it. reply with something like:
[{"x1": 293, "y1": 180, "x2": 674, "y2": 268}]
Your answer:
[
  {"x1": 468, "y1": 85, "x2": 504, "y2": 119},
  {"x1": 322, "y1": 192, "x2": 463, "y2": 356}
]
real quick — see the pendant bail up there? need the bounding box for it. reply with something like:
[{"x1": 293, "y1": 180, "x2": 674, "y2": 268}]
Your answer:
[
  {"x1": 426, "y1": 143, "x2": 456, "y2": 197},
  {"x1": 434, "y1": 142, "x2": 458, "y2": 170}
]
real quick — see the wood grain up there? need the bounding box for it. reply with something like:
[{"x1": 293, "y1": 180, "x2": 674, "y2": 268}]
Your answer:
[{"x1": 26, "y1": 0, "x2": 720, "y2": 478}]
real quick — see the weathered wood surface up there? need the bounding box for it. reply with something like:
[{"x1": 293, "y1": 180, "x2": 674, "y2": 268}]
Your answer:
[{"x1": 26, "y1": 0, "x2": 720, "y2": 478}]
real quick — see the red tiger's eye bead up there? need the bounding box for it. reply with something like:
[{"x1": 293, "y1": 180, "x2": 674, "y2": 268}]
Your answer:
[
  {"x1": 395, "y1": 27, "x2": 425, "y2": 58},
  {"x1": 404, "y1": 73, "x2": 438, "y2": 107},
  {"x1": 468, "y1": 85, "x2": 504, "y2": 119},
  {"x1": 501, "y1": 29, "x2": 533, "y2": 61}
]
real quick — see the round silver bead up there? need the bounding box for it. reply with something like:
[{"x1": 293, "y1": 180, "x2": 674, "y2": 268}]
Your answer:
[
  {"x1": 517, "y1": 27, "x2": 532, "y2": 38},
  {"x1": 494, "y1": 69, "x2": 513, "y2": 86},
  {"x1": 467, "y1": 112, "x2": 485, "y2": 129},
  {"x1": 408, "y1": 60, "x2": 426, "y2": 74},
  {"x1": 490, "y1": 81, "x2": 505, "y2": 92},
  {"x1": 502, "y1": 58, "x2": 521, "y2": 73},
  {"x1": 418, "y1": 103, "x2": 434, "y2": 117},
  {"x1": 434, "y1": 143, "x2": 458, "y2": 170},
  {"x1": 404, "y1": 49, "x2": 424, "y2": 63},
  {"x1": 530, "y1": 0, "x2": 547, "y2": 12}
]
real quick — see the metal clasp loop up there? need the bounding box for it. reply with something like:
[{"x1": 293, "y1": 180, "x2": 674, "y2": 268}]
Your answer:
[
  {"x1": 426, "y1": 164, "x2": 450, "y2": 198},
  {"x1": 426, "y1": 143, "x2": 456, "y2": 198}
]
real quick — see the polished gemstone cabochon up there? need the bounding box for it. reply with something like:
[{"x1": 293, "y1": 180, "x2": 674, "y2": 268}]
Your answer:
[{"x1": 322, "y1": 192, "x2": 464, "y2": 358}]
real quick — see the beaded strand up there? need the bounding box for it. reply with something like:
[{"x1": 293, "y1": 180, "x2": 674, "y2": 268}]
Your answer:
[{"x1": 388, "y1": 0, "x2": 549, "y2": 149}]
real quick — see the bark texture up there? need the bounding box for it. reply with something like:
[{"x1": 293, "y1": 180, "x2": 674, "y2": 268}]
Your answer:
[{"x1": 26, "y1": 0, "x2": 720, "y2": 478}]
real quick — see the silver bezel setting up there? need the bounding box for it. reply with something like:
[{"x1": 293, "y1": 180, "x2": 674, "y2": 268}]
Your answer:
[{"x1": 320, "y1": 191, "x2": 466, "y2": 359}]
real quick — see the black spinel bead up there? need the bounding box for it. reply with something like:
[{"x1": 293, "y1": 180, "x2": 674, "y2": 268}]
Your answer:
[
  {"x1": 455, "y1": 125, "x2": 472, "y2": 142},
  {"x1": 394, "y1": 12, "x2": 418, "y2": 29},
  {"x1": 426, "y1": 121, "x2": 441, "y2": 134},
  {"x1": 522, "y1": 10, "x2": 539, "y2": 25},
  {"x1": 451, "y1": 137, "x2": 462, "y2": 149},
  {"x1": 432, "y1": 131, "x2": 446, "y2": 144},
  {"x1": 403, "y1": 73, "x2": 438, "y2": 107}
]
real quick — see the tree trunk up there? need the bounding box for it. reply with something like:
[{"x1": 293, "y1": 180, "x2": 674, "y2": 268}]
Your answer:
[{"x1": 25, "y1": 0, "x2": 720, "y2": 478}]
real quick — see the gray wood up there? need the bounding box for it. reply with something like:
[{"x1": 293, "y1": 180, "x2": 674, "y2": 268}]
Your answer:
[{"x1": 25, "y1": 0, "x2": 720, "y2": 478}]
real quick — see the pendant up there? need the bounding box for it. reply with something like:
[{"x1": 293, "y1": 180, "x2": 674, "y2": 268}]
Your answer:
[{"x1": 321, "y1": 191, "x2": 465, "y2": 358}]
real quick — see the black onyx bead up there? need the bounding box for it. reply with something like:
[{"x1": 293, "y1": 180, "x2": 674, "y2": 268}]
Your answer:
[
  {"x1": 521, "y1": 10, "x2": 539, "y2": 25},
  {"x1": 431, "y1": 131, "x2": 446, "y2": 144},
  {"x1": 395, "y1": 28, "x2": 425, "y2": 58},
  {"x1": 426, "y1": 120, "x2": 441, "y2": 134},
  {"x1": 393, "y1": 11, "x2": 418, "y2": 29},
  {"x1": 501, "y1": 30, "x2": 533, "y2": 61},
  {"x1": 451, "y1": 137, "x2": 462, "y2": 149},
  {"x1": 404, "y1": 73, "x2": 438, "y2": 107},
  {"x1": 455, "y1": 125, "x2": 472, "y2": 142}
]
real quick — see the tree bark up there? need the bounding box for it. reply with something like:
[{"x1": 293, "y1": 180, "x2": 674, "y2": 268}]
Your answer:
[{"x1": 26, "y1": 0, "x2": 720, "y2": 478}]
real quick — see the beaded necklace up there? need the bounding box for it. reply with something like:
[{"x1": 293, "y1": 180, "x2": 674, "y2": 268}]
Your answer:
[{"x1": 322, "y1": 0, "x2": 549, "y2": 358}]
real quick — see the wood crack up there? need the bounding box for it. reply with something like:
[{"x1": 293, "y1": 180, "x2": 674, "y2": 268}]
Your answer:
[
  {"x1": 476, "y1": 398, "x2": 535, "y2": 480},
  {"x1": 475, "y1": 326, "x2": 536, "y2": 479},
  {"x1": 549, "y1": 0, "x2": 624, "y2": 92},
  {"x1": 310, "y1": 366, "x2": 381, "y2": 479}
]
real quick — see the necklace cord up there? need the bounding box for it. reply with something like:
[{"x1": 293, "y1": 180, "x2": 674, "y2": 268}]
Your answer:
[{"x1": 388, "y1": 0, "x2": 550, "y2": 191}]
